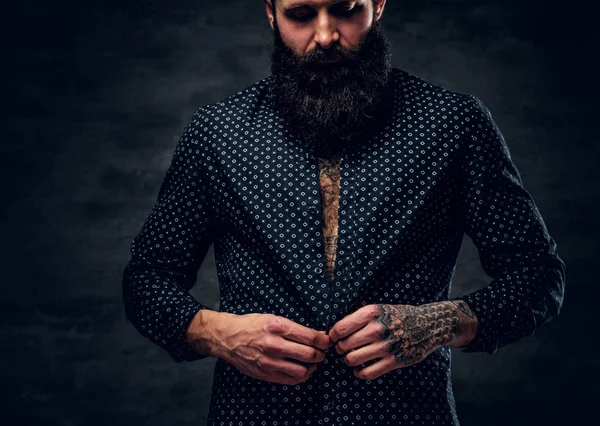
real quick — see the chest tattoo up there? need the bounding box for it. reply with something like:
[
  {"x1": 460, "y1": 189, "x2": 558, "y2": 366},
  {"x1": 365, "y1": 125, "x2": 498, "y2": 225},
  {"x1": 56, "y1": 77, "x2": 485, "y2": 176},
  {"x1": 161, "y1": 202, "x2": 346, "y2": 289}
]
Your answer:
[{"x1": 317, "y1": 156, "x2": 342, "y2": 282}]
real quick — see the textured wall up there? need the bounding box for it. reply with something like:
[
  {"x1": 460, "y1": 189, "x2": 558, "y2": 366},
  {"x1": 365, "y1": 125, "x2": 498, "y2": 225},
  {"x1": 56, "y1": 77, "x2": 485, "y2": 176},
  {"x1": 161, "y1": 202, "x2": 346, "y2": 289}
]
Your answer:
[{"x1": 2, "y1": 0, "x2": 596, "y2": 424}]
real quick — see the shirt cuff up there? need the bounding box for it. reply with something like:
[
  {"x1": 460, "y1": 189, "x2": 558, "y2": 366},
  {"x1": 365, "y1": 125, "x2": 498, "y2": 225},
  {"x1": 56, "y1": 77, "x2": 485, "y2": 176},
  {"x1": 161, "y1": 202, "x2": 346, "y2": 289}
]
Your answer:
[
  {"x1": 166, "y1": 301, "x2": 211, "y2": 363},
  {"x1": 450, "y1": 294, "x2": 501, "y2": 355}
]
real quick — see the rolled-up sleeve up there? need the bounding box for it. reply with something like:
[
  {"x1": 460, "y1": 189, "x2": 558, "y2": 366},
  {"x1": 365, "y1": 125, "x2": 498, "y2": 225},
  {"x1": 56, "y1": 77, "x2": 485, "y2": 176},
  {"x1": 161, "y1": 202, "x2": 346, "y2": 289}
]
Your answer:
[
  {"x1": 451, "y1": 95, "x2": 566, "y2": 355},
  {"x1": 122, "y1": 107, "x2": 221, "y2": 363}
]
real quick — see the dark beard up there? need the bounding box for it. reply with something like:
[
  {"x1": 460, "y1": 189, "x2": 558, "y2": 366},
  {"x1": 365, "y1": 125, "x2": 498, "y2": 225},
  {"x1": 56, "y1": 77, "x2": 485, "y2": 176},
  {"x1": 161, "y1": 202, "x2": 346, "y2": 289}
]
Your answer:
[{"x1": 270, "y1": 18, "x2": 393, "y2": 159}]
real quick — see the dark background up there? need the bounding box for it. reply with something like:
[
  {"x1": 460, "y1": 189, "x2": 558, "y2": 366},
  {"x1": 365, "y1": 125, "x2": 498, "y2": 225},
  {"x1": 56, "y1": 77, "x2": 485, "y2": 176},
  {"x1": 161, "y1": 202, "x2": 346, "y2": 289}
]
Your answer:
[{"x1": 2, "y1": 0, "x2": 597, "y2": 425}]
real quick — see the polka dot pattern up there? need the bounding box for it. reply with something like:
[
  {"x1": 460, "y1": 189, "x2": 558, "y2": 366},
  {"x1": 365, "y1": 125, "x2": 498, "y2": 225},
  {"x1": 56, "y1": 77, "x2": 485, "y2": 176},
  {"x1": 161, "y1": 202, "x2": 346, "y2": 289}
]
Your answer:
[{"x1": 122, "y1": 67, "x2": 565, "y2": 425}]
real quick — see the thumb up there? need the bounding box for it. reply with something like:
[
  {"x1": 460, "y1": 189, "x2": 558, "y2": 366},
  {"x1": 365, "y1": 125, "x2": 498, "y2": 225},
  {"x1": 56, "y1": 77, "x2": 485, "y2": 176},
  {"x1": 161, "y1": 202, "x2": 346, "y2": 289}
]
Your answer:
[{"x1": 318, "y1": 330, "x2": 334, "y2": 347}]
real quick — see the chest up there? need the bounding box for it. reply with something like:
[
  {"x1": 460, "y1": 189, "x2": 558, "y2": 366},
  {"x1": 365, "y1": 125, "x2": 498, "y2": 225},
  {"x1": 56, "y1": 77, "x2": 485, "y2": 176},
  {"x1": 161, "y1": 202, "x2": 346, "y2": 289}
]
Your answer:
[
  {"x1": 317, "y1": 157, "x2": 342, "y2": 282},
  {"x1": 210, "y1": 137, "x2": 465, "y2": 270}
]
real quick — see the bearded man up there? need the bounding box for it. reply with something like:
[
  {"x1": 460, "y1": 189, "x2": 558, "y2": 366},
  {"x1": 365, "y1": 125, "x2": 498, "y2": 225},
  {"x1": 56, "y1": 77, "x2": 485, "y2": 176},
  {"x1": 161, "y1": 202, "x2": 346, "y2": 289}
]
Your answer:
[{"x1": 122, "y1": 1, "x2": 566, "y2": 425}]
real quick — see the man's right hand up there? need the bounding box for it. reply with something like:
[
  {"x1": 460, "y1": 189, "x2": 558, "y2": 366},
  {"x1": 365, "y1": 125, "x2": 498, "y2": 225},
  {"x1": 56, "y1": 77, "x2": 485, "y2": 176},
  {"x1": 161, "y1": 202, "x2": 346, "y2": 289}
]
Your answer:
[{"x1": 193, "y1": 311, "x2": 331, "y2": 385}]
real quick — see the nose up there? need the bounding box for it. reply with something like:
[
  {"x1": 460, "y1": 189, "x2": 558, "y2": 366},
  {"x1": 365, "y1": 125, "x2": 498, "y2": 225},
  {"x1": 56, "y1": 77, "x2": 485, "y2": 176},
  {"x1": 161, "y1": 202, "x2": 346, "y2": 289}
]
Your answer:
[{"x1": 313, "y1": 15, "x2": 340, "y2": 50}]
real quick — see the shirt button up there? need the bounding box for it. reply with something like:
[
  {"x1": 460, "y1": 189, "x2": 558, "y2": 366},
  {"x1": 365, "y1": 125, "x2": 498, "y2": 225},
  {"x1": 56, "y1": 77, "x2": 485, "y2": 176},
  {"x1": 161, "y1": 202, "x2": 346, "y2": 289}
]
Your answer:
[
  {"x1": 315, "y1": 267, "x2": 322, "y2": 274},
  {"x1": 309, "y1": 206, "x2": 318, "y2": 214}
]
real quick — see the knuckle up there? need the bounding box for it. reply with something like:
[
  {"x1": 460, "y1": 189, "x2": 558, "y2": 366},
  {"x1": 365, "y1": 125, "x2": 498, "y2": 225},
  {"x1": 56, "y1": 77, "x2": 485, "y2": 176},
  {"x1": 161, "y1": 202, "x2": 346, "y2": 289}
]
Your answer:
[
  {"x1": 345, "y1": 355, "x2": 354, "y2": 366},
  {"x1": 255, "y1": 355, "x2": 266, "y2": 369},
  {"x1": 311, "y1": 333, "x2": 321, "y2": 347},
  {"x1": 265, "y1": 317, "x2": 283, "y2": 334},
  {"x1": 373, "y1": 325, "x2": 384, "y2": 339},
  {"x1": 262, "y1": 335, "x2": 276, "y2": 351},
  {"x1": 371, "y1": 305, "x2": 381, "y2": 318}
]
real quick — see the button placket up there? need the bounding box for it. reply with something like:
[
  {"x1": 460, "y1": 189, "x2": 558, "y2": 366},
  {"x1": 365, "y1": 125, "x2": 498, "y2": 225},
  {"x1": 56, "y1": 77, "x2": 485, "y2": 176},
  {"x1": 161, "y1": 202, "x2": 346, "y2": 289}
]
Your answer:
[
  {"x1": 307, "y1": 156, "x2": 328, "y2": 327},
  {"x1": 337, "y1": 156, "x2": 356, "y2": 300},
  {"x1": 319, "y1": 350, "x2": 338, "y2": 422}
]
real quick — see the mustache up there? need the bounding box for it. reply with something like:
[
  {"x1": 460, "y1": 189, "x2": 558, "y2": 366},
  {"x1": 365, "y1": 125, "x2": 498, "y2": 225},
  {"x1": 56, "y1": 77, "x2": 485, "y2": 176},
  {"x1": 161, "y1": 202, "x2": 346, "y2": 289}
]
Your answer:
[{"x1": 299, "y1": 43, "x2": 360, "y2": 65}]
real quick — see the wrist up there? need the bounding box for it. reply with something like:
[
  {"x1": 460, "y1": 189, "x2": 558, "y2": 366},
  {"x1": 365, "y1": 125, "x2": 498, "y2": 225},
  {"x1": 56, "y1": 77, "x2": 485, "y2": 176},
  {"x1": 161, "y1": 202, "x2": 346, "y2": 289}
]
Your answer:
[
  {"x1": 186, "y1": 309, "x2": 230, "y2": 359},
  {"x1": 442, "y1": 300, "x2": 478, "y2": 348}
]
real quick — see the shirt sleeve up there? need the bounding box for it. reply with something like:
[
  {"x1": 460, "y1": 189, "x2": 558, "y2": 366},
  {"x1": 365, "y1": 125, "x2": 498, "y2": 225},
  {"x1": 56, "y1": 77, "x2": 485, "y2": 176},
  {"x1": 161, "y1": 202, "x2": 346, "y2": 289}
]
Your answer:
[
  {"x1": 451, "y1": 95, "x2": 566, "y2": 355},
  {"x1": 122, "y1": 107, "x2": 221, "y2": 363}
]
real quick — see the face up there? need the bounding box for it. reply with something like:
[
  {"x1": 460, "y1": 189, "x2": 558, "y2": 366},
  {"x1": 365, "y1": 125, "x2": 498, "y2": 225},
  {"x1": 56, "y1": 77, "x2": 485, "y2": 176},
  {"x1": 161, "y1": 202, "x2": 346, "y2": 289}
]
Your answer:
[
  {"x1": 266, "y1": 0, "x2": 393, "y2": 159},
  {"x1": 266, "y1": 0, "x2": 385, "y2": 56}
]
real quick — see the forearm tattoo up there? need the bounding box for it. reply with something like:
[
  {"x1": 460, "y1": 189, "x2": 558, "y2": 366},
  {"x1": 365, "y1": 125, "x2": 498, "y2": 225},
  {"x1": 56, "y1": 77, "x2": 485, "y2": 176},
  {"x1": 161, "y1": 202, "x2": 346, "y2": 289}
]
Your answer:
[{"x1": 376, "y1": 303, "x2": 461, "y2": 366}]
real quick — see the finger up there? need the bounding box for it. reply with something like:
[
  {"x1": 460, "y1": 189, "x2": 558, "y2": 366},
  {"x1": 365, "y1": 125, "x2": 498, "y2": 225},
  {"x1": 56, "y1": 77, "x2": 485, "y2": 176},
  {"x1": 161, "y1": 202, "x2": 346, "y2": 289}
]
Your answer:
[
  {"x1": 342, "y1": 340, "x2": 388, "y2": 366},
  {"x1": 269, "y1": 370, "x2": 305, "y2": 385},
  {"x1": 276, "y1": 338, "x2": 327, "y2": 364},
  {"x1": 335, "y1": 321, "x2": 382, "y2": 354},
  {"x1": 320, "y1": 330, "x2": 334, "y2": 348},
  {"x1": 329, "y1": 304, "x2": 380, "y2": 344},
  {"x1": 298, "y1": 362, "x2": 319, "y2": 375},
  {"x1": 353, "y1": 356, "x2": 397, "y2": 381},
  {"x1": 271, "y1": 358, "x2": 316, "y2": 380},
  {"x1": 270, "y1": 317, "x2": 331, "y2": 351}
]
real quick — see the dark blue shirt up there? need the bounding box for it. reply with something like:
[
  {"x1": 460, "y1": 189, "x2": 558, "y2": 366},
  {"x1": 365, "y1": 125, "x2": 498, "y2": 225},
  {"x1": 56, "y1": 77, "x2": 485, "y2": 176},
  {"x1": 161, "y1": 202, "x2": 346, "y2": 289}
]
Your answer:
[{"x1": 122, "y1": 67, "x2": 565, "y2": 425}]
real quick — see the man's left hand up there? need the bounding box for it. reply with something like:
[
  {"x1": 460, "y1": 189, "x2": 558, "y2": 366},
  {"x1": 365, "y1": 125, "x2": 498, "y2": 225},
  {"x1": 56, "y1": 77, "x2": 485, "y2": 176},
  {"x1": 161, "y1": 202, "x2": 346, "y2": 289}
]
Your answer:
[{"x1": 328, "y1": 302, "x2": 463, "y2": 380}]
